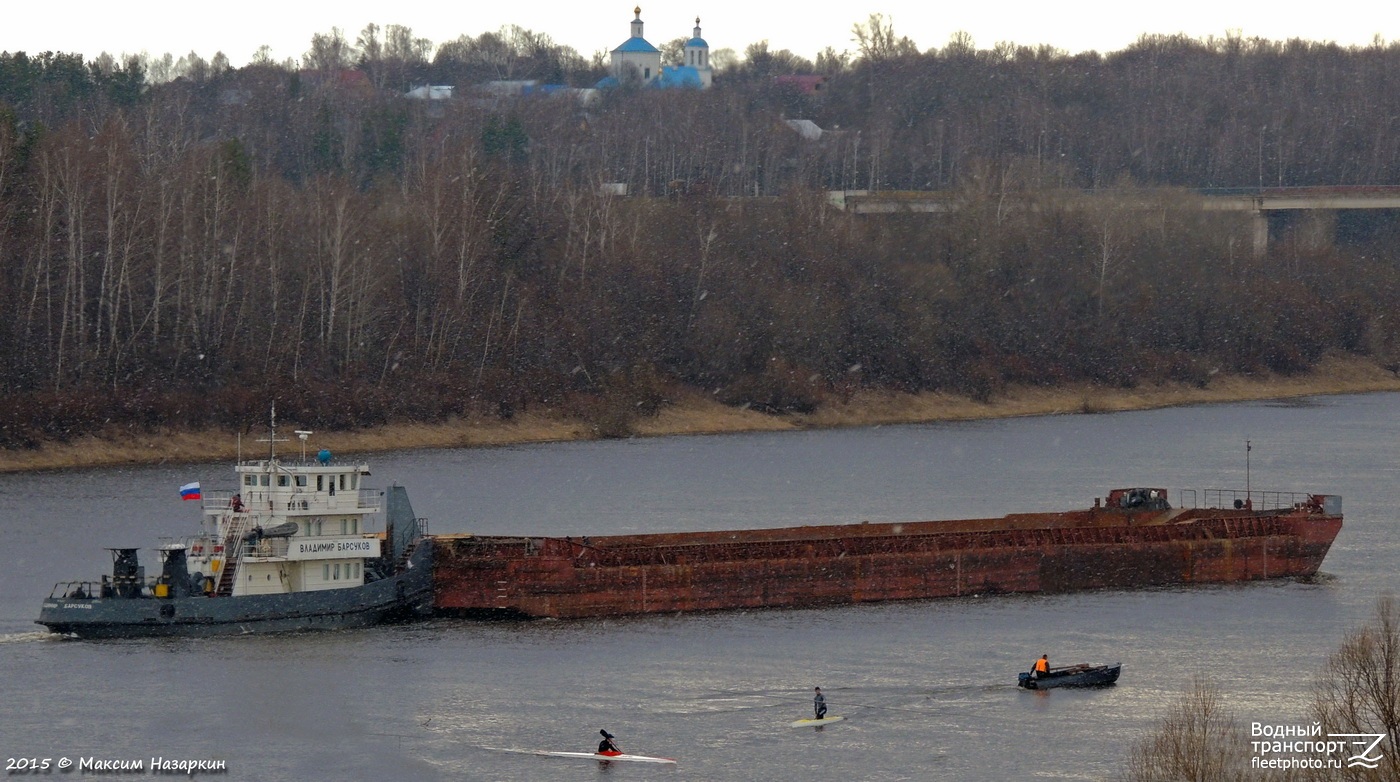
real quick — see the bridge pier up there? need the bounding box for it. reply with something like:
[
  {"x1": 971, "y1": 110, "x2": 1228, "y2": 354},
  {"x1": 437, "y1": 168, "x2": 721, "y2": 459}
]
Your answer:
[{"x1": 1252, "y1": 210, "x2": 1268, "y2": 259}]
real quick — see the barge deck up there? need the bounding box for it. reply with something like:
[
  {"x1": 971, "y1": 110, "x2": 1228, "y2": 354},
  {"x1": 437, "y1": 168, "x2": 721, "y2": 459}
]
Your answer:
[{"x1": 432, "y1": 488, "x2": 1342, "y2": 619}]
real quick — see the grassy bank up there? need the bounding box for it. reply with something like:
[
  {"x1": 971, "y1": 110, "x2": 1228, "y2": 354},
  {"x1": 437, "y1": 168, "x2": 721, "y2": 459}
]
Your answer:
[{"x1": 2, "y1": 355, "x2": 1396, "y2": 474}]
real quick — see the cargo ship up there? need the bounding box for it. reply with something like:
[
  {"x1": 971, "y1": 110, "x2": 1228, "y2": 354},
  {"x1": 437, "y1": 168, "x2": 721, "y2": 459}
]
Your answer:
[{"x1": 433, "y1": 488, "x2": 1341, "y2": 619}]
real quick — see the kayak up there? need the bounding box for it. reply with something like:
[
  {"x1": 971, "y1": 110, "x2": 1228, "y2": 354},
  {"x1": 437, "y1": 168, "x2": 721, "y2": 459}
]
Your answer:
[
  {"x1": 491, "y1": 747, "x2": 678, "y2": 764},
  {"x1": 791, "y1": 715, "x2": 845, "y2": 727}
]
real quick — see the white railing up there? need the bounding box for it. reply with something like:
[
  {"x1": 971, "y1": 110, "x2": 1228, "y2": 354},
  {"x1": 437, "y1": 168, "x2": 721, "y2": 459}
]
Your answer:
[{"x1": 201, "y1": 488, "x2": 381, "y2": 514}]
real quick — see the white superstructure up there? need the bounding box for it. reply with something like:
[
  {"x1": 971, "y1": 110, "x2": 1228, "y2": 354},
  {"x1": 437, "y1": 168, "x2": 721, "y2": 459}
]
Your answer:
[{"x1": 176, "y1": 422, "x2": 386, "y2": 598}]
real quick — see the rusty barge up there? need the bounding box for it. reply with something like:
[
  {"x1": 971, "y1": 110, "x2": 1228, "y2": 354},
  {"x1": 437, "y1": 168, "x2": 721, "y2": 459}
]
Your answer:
[{"x1": 432, "y1": 488, "x2": 1342, "y2": 619}]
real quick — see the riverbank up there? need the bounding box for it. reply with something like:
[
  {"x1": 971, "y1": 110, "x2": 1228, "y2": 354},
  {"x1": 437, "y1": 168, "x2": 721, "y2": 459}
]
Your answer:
[{"x1": 2, "y1": 355, "x2": 1396, "y2": 473}]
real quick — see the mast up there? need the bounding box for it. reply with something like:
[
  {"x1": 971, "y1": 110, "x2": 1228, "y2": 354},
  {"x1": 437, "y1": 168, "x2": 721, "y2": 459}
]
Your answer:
[
  {"x1": 257, "y1": 404, "x2": 288, "y2": 462},
  {"x1": 1245, "y1": 440, "x2": 1252, "y2": 504}
]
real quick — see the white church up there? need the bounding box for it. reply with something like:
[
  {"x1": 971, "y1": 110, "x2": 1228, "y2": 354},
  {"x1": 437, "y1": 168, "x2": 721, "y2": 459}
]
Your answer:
[{"x1": 608, "y1": 7, "x2": 713, "y2": 89}]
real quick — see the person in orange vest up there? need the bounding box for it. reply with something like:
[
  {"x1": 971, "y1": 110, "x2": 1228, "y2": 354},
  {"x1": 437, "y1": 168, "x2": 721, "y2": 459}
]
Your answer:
[{"x1": 1033, "y1": 654, "x2": 1050, "y2": 680}]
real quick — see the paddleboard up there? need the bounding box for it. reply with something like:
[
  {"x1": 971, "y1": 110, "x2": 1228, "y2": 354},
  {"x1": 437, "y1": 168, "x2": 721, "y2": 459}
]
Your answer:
[
  {"x1": 490, "y1": 747, "x2": 677, "y2": 764},
  {"x1": 791, "y1": 715, "x2": 845, "y2": 727}
]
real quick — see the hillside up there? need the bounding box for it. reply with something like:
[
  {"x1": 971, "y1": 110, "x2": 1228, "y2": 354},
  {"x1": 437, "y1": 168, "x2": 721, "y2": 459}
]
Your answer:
[{"x1": 3, "y1": 34, "x2": 1400, "y2": 462}]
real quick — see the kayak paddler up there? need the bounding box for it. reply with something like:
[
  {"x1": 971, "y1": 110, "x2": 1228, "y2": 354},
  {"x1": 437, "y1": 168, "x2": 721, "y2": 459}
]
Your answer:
[
  {"x1": 813, "y1": 687, "x2": 827, "y2": 720},
  {"x1": 597, "y1": 729, "x2": 621, "y2": 756}
]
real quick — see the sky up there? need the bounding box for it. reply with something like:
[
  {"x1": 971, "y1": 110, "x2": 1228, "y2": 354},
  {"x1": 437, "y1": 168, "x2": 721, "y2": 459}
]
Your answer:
[{"x1": 7, "y1": 2, "x2": 1400, "y2": 67}]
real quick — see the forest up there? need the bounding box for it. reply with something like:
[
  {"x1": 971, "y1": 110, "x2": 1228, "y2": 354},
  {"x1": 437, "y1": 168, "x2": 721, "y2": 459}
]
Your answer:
[{"x1": 1, "y1": 18, "x2": 1399, "y2": 447}]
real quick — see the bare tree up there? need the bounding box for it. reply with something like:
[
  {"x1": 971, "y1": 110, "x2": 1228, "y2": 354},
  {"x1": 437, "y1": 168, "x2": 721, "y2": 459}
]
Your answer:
[
  {"x1": 815, "y1": 47, "x2": 850, "y2": 74},
  {"x1": 709, "y1": 47, "x2": 738, "y2": 72},
  {"x1": 1310, "y1": 594, "x2": 1400, "y2": 780},
  {"x1": 384, "y1": 24, "x2": 431, "y2": 63},
  {"x1": 305, "y1": 28, "x2": 355, "y2": 72},
  {"x1": 851, "y1": 14, "x2": 919, "y2": 64},
  {"x1": 357, "y1": 24, "x2": 385, "y2": 88},
  {"x1": 942, "y1": 30, "x2": 976, "y2": 60},
  {"x1": 357, "y1": 24, "x2": 384, "y2": 65},
  {"x1": 1123, "y1": 676, "x2": 1250, "y2": 782},
  {"x1": 659, "y1": 38, "x2": 686, "y2": 67},
  {"x1": 173, "y1": 51, "x2": 209, "y2": 83},
  {"x1": 142, "y1": 52, "x2": 177, "y2": 84}
]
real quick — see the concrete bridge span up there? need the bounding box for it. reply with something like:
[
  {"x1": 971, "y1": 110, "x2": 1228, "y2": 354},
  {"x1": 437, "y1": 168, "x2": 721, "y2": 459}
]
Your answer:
[{"x1": 830, "y1": 186, "x2": 1400, "y2": 257}]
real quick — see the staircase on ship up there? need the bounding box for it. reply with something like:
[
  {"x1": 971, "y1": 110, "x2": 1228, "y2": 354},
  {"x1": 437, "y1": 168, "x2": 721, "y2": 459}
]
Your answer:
[{"x1": 213, "y1": 514, "x2": 255, "y2": 596}]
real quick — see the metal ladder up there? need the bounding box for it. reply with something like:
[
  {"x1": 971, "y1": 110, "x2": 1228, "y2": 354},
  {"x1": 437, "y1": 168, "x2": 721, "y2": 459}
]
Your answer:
[{"x1": 214, "y1": 514, "x2": 255, "y2": 596}]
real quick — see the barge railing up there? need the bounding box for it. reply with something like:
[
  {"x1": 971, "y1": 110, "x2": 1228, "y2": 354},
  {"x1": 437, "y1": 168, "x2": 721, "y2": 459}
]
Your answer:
[{"x1": 1198, "y1": 489, "x2": 1318, "y2": 512}]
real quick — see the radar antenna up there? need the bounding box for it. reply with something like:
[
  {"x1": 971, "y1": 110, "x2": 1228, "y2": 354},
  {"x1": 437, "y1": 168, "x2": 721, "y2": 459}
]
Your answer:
[{"x1": 295, "y1": 430, "x2": 314, "y2": 461}]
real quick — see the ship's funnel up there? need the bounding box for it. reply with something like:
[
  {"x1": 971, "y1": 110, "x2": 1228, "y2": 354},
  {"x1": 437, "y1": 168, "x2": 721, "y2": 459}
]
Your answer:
[
  {"x1": 109, "y1": 548, "x2": 145, "y2": 598},
  {"x1": 158, "y1": 545, "x2": 191, "y2": 598}
]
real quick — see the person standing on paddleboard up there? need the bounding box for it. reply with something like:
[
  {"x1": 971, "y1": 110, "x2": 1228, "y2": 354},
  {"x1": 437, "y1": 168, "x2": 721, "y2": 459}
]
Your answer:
[
  {"x1": 813, "y1": 687, "x2": 827, "y2": 720},
  {"x1": 597, "y1": 729, "x2": 622, "y2": 755}
]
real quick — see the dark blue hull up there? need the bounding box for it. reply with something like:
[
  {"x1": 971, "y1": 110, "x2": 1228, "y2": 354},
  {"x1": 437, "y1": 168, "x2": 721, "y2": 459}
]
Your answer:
[
  {"x1": 37, "y1": 541, "x2": 432, "y2": 639},
  {"x1": 1018, "y1": 663, "x2": 1121, "y2": 689}
]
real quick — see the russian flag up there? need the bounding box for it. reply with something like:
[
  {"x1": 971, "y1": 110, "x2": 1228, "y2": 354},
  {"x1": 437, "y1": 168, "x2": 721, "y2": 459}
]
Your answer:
[{"x1": 179, "y1": 482, "x2": 202, "y2": 501}]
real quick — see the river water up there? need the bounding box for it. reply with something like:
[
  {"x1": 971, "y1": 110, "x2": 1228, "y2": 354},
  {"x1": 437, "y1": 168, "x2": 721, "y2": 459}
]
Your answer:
[{"x1": 1, "y1": 393, "x2": 1397, "y2": 781}]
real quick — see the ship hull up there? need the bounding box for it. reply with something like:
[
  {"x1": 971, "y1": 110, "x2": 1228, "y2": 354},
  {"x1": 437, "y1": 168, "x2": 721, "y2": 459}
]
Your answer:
[
  {"x1": 433, "y1": 505, "x2": 1341, "y2": 619},
  {"x1": 38, "y1": 541, "x2": 433, "y2": 639},
  {"x1": 1018, "y1": 664, "x2": 1122, "y2": 689}
]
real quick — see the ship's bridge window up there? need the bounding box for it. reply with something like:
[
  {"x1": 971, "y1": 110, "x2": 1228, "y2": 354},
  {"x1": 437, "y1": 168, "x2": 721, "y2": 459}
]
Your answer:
[
  {"x1": 322, "y1": 564, "x2": 329, "y2": 581},
  {"x1": 316, "y1": 475, "x2": 323, "y2": 492},
  {"x1": 340, "y1": 519, "x2": 348, "y2": 535},
  {"x1": 350, "y1": 473, "x2": 358, "y2": 490},
  {"x1": 295, "y1": 475, "x2": 307, "y2": 487},
  {"x1": 338, "y1": 475, "x2": 347, "y2": 491},
  {"x1": 260, "y1": 475, "x2": 270, "y2": 486},
  {"x1": 278, "y1": 475, "x2": 289, "y2": 487},
  {"x1": 333, "y1": 563, "x2": 341, "y2": 580},
  {"x1": 244, "y1": 476, "x2": 255, "y2": 487}
]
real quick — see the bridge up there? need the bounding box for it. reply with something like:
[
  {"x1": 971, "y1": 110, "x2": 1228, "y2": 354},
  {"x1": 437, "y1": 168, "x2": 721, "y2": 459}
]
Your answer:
[{"x1": 829, "y1": 186, "x2": 1400, "y2": 257}]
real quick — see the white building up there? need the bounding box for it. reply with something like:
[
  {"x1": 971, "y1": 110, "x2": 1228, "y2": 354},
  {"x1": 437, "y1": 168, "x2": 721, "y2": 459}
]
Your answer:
[
  {"x1": 683, "y1": 18, "x2": 713, "y2": 89},
  {"x1": 405, "y1": 85, "x2": 454, "y2": 100},
  {"x1": 609, "y1": 7, "x2": 712, "y2": 89},
  {"x1": 611, "y1": 7, "x2": 663, "y2": 85}
]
